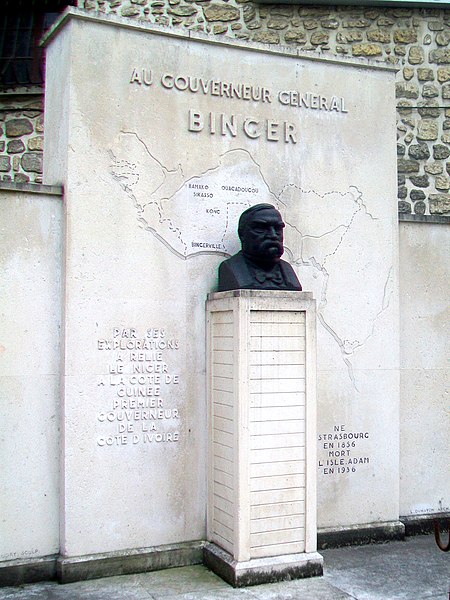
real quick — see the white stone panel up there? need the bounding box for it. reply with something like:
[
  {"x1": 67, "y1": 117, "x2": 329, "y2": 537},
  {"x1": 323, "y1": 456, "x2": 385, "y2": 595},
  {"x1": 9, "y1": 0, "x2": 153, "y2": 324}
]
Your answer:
[
  {"x1": 0, "y1": 188, "x2": 62, "y2": 562},
  {"x1": 317, "y1": 368, "x2": 400, "y2": 528},
  {"x1": 399, "y1": 222, "x2": 450, "y2": 517}
]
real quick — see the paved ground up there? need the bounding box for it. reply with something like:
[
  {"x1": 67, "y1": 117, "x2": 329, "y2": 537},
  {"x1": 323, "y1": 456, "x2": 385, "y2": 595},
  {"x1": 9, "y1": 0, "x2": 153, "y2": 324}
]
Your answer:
[{"x1": 0, "y1": 535, "x2": 448, "y2": 599}]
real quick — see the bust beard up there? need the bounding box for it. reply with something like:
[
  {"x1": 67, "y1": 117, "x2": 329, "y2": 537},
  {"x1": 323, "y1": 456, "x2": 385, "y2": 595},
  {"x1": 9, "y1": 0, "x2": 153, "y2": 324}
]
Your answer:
[{"x1": 241, "y1": 241, "x2": 284, "y2": 269}]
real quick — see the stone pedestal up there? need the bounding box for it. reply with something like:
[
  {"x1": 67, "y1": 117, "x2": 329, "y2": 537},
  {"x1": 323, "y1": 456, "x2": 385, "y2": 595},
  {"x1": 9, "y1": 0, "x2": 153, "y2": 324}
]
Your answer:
[{"x1": 205, "y1": 290, "x2": 322, "y2": 586}]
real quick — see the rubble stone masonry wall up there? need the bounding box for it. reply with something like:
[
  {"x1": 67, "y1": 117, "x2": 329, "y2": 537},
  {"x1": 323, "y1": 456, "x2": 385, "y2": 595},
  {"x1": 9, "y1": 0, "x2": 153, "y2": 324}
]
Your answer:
[
  {"x1": 0, "y1": 3, "x2": 448, "y2": 214},
  {"x1": 0, "y1": 95, "x2": 44, "y2": 184}
]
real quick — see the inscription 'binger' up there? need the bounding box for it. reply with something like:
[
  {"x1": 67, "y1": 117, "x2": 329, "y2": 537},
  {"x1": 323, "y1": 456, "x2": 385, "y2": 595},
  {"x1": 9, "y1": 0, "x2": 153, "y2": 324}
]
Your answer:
[{"x1": 188, "y1": 110, "x2": 298, "y2": 144}]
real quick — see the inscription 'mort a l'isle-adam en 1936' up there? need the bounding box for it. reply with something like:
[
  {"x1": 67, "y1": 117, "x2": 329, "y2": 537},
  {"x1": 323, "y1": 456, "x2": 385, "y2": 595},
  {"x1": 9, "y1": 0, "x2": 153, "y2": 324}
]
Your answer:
[
  {"x1": 318, "y1": 425, "x2": 370, "y2": 476},
  {"x1": 96, "y1": 327, "x2": 181, "y2": 448},
  {"x1": 130, "y1": 68, "x2": 348, "y2": 144}
]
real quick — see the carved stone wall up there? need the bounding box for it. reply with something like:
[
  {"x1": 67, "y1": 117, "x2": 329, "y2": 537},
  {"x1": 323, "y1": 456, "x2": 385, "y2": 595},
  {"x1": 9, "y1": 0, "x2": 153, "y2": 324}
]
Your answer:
[{"x1": 0, "y1": 3, "x2": 448, "y2": 213}]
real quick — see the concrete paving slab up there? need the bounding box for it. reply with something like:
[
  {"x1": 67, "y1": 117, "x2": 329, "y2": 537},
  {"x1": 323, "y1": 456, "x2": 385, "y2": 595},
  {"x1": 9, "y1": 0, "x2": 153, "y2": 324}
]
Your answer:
[
  {"x1": 133, "y1": 566, "x2": 227, "y2": 596},
  {"x1": 322, "y1": 534, "x2": 449, "y2": 600},
  {"x1": 46, "y1": 575, "x2": 153, "y2": 600},
  {"x1": 152, "y1": 589, "x2": 256, "y2": 600},
  {"x1": 244, "y1": 577, "x2": 354, "y2": 600},
  {"x1": 0, "y1": 582, "x2": 57, "y2": 600},
  {"x1": 0, "y1": 579, "x2": 153, "y2": 600}
]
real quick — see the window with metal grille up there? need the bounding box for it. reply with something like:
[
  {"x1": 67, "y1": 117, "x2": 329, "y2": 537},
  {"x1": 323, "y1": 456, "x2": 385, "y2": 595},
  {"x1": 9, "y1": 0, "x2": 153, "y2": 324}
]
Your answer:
[{"x1": 0, "y1": 0, "x2": 74, "y2": 89}]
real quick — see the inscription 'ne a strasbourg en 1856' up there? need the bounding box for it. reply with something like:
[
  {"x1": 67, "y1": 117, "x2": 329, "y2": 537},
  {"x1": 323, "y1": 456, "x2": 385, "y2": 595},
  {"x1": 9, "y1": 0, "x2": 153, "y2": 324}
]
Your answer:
[
  {"x1": 318, "y1": 425, "x2": 370, "y2": 476},
  {"x1": 96, "y1": 327, "x2": 180, "y2": 447}
]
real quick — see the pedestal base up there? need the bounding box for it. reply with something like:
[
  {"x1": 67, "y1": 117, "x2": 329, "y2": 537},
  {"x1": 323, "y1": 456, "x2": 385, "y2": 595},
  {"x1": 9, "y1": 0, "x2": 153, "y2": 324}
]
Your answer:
[{"x1": 203, "y1": 543, "x2": 323, "y2": 587}]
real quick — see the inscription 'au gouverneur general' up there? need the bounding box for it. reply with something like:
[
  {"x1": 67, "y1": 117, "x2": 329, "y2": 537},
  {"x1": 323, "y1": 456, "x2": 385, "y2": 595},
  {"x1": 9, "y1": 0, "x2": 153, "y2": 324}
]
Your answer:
[{"x1": 129, "y1": 68, "x2": 348, "y2": 114}]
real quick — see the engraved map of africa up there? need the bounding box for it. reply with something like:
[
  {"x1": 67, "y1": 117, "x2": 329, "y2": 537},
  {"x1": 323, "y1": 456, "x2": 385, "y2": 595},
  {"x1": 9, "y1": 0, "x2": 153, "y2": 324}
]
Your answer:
[{"x1": 110, "y1": 131, "x2": 393, "y2": 386}]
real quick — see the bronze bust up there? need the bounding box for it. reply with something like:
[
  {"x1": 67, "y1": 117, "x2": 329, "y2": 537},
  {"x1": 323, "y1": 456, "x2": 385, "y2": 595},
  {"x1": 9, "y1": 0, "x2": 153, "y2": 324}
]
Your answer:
[{"x1": 218, "y1": 204, "x2": 302, "y2": 292}]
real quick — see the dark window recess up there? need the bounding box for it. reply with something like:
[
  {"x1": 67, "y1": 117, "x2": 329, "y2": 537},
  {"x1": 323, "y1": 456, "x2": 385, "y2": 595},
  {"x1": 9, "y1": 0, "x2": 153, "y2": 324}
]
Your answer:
[{"x1": 0, "y1": 0, "x2": 74, "y2": 88}]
